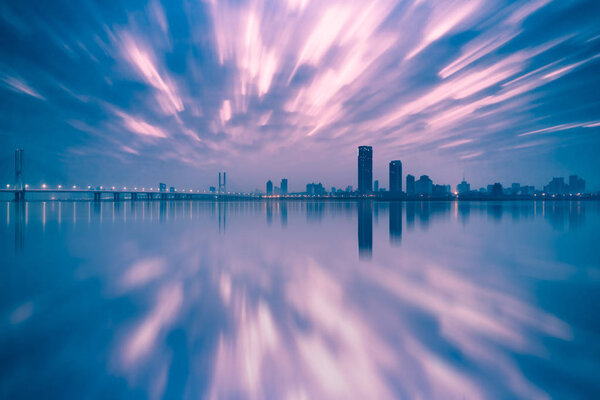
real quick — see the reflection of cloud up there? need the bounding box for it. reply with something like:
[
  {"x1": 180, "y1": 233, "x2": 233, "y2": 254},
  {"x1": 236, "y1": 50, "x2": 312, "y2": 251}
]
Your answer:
[{"x1": 122, "y1": 282, "x2": 183, "y2": 366}]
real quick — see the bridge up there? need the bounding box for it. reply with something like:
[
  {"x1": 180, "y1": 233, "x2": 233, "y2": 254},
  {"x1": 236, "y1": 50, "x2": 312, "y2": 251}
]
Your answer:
[{"x1": 1, "y1": 149, "x2": 266, "y2": 202}]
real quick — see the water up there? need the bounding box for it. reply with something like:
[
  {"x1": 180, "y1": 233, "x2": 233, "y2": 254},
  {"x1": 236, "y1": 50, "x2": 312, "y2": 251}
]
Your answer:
[{"x1": 1, "y1": 200, "x2": 599, "y2": 399}]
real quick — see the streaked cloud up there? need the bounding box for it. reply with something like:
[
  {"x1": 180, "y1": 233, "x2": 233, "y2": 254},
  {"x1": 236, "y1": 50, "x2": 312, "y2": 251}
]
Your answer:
[{"x1": 0, "y1": 0, "x2": 599, "y2": 189}]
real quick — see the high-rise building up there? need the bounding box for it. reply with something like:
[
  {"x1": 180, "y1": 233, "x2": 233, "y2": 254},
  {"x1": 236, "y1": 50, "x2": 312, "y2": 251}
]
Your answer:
[
  {"x1": 389, "y1": 160, "x2": 402, "y2": 194},
  {"x1": 415, "y1": 175, "x2": 433, "y2": 195},
  {"x1": 457, "y1": 179, "x2": 470, "y2": 194},
  {"x1": 374, "y1": 180, "x2": 379, "y2": 192},
  {"x1": 406, "y1": 174, "x2": 415, "y2": 195},
  {"x1": 568, "y1": 175, "x2": 585, "y2": 194},
  {"x1": 306, "y1": 182, "x2": 326, "y2": 195},
  {"x1": 281, "y1": 179, "x2": 288, "y2": 195},
  {"x1": 266, "y1": 180, "x2": 273, "y2": 195},
  {"x1": 490, "y1": 182, "x2": 504, "y2": 197},
  {"x1": 358, "y1": 146, "x2": 373, "y2": 194}
]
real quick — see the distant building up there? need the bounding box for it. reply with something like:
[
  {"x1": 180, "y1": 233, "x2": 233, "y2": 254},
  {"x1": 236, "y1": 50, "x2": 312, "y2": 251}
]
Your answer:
[
  {"x1": 568, "y1": 175, "x2": 585, "y2": 194},
  {"x1": 490, "y1": 183, "x2": 503, "y2": 197},
  {"x1": 169, "y1": 186, "x2": 175, "y2": 193},
  {"x1": 281, "y1": 178, "x2": 288, "y2": 195},
  {"x1": 510, "y1": 183, "x2": 521, "y2": 195},
  {"x1": 406, "y1": 174, "x2": 415, "y2": 195},
  {"x1": 457, "y1": 180, "x2": 470, "y2": 194},
  {"x1": 389, "y1": 160, "x2": 402, "y2": 194},
  {"x1": 306, "y1": 182, "x2": 326, "y2": 195},
  {"x1": 358, "y1": 146, "x2": 373, "y2": 194},
  {"x1": 266, "y1": 180, "x2": 273, "y2": 195},
  {"x1": 209, "y1": 186, "x2": 216, "y2": 193},
  {"x1": 415, "y1": 175, "x2": 433, "y2": 195},
  {"x1": 433, "y1": 184, "x2": 450, "y2": 196},
  {"x1": 159, "y1": 183, "x2": 167, "y2": 192},
  {"x1": 345, "y1": 186, "x2": 353, "y2": 192},
  {"x1": 331, "y1": 186, "x2": 337, "y2": 194},
  {"x1": 374, "y1": 180, "x2": 379, "y2": 192},
  {"x1": 544, "y1": 177, "x2": 565, "y2": 195},
  {"x1": 521, "y1": 185, "x2": 535, "y2": 195}
]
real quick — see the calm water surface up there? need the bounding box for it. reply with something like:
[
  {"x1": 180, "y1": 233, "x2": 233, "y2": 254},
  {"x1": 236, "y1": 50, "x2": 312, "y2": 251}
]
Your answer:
[{"x1": 1, "y1": 200, "x2": 599, "y2": 399}]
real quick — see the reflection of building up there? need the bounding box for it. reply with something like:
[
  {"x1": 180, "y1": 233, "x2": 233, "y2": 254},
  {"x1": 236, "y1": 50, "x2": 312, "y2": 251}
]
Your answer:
[
  {"x1": 406, "y1": 174, "x2": 415, "y2": 195},
  {"x1": 389, "y1": 160, "x2": 402, "y2": 195},
  {"x1": 358, "y1": 146, "x2": 373, "y2": 194},
  {"x1": 389, "y1": 202, "x2": 402, "y2": 245},
  {"x1": 266, "y1": 180, "x2": 273, "y2": 195},
  {"x1": 358, "y1": 201, "x2": 373, "y2": 260},
  {"x1": 281, "y1": 179, "x2": 288, "y2": 195}
]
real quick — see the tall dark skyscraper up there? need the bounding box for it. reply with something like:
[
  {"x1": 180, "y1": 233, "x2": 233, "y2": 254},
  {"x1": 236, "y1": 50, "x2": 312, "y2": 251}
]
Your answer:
[
  {"x1": 281, "y1": 178, "x2": 288, "y2": 194},
  {"x1": 389, "y1": 160, "x2": 402, "y2": 194},
  {"x1": 406, "y1": 174, "x2": 415, "y2": 195},
  {"x1": 266, "y1": 180, "x2": 273, "y2": 195},
  {"x1": 358, "y1": 146, "x2": 373, "y2": 194}
]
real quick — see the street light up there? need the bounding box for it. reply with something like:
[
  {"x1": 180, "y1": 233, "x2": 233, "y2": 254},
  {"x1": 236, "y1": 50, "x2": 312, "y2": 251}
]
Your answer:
[
  {"x1": 58, "y1": 185, "x2": 62, "y2": 189},
  {"x1": 42, "y1": 184, "x2": 47, "y2": 189}
]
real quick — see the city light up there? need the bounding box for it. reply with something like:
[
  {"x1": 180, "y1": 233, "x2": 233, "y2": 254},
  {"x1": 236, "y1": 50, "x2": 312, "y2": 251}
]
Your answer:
[
  {"x1": 42, "y1": 184, "x2": 47, "y2": 189},
  {"x1": 73, "y1": 185, "x2": 77, "y2": 189},
  {"x1": 58, "y1": 185, "x2": 62, "y2": 189}
]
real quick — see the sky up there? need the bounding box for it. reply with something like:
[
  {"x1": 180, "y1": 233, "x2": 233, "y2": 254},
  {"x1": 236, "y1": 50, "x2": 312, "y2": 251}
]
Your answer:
[{"x1": 0, "y1": 0, "x2": 599, "y2": 192}]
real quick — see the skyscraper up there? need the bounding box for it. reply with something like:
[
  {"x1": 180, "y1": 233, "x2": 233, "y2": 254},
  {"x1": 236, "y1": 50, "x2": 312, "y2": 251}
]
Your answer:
[
  {"x1": 415, "y1": 175, "x2": 433, "y2": 195},
  {"x1": 406, "y1": 174, "x2": 415, "y2": 195},
  {"x1": 281, "y1": 178, "x2": 288, "y2": 195},
  {"x1": 358, "y1": 146, "x2": 373, "y2": 194},
  {"x1": 374, "y1": 180, "x2": 379, "y2": 192},
  {"x1": 457, "y1": 179, "x2": 470, "y2": 194},
  {"x1": 266, "y1": 180, "x2": 273, "y2": 195},
  {"x1": 389, "y1": 160, "x2": 402, "y2": 194}
]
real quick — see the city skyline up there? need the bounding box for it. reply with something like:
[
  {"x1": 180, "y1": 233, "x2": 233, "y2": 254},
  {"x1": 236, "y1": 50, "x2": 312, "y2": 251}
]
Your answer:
[
  {"x1": 1, "y1": 147, "x2": 594, "y2": 197},
  {"x1": 0, "y1": 1, "x2": 599, "y2": 191}
]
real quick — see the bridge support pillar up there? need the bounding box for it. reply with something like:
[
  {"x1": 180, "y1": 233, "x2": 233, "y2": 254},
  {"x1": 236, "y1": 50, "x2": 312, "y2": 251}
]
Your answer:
[
  {"x1": 160, "y1": 193, "x2": 167, "y2": 201},
  {"x1": 93, "y1": 192, "x2": 101, "y2": 201},
  {"x1": 113, "y1": 192, "x2": 120, "y2": 201},
  {"x1": 131, "y1": 192, "x2": 137, "y2": 201},
  {"x1": 14, "y1": 190, "x2": 25, "y2": 202}
]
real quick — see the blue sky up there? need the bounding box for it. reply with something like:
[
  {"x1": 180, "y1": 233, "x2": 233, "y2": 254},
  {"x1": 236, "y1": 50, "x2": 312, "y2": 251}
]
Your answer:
[{"x1": 0, "y1": 0, "x2": 599, "y2": 191}]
